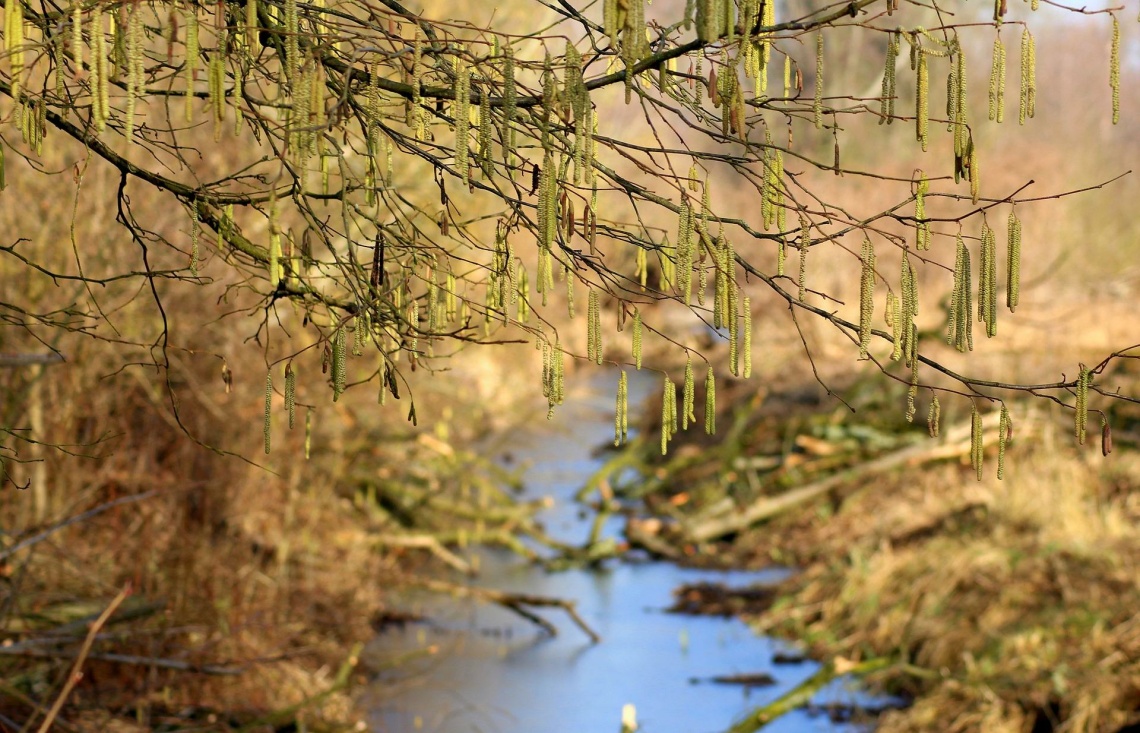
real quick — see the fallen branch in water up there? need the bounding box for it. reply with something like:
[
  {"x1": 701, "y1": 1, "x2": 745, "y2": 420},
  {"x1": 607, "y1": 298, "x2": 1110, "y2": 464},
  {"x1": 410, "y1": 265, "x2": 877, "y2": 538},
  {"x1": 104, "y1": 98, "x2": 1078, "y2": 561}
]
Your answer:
[
  {"x1": 725, "y1": 657, "x2": 891, "y2": 733},
  {"x1": 373, "y1": 534, "x2": 475, "y2": 575},
  {"x1": 407, "y1": 577, "x2": 601, "y2": 643}
]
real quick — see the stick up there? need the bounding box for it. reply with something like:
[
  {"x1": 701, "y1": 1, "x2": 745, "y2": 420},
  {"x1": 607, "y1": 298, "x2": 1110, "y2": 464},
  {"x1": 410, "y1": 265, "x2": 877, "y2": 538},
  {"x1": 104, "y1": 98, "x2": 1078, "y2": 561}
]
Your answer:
[
  {"x1": 0, "y1": 491, "x2": 160, "y2": 561},
  {"x1": 408, "y1": 577, "x2": 601, "y2": 643},
  {"x1": 34, "y1": 585, "x2": 130, "y2": 733},
  {"x1": 684, "y1": 412, "x2": 1009, "y2": 542}
]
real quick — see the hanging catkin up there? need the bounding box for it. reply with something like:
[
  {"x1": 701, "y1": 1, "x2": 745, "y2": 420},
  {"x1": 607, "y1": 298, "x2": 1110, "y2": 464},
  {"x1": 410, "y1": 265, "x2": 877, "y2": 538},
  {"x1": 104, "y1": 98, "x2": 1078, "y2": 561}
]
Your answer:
[
  {"x1": 859, "y1": 237, "x2": 875, "y2": 359},
  {"x1": 916, "y1": 49, "x2": 928, "y2": 150},
  {"x1": 927, "y1": 393, "x2": 941, "y2": 437},
  {"x1": 997, "y1": 404, "x2": 1011, "y2": 479},
  {"x1": 979, "y1": 221, "x2": 997, "y2": 337},
  {"x1": 304, "y1": 408, "x2": 313, "y2": 460},
  {"x1": 704, "y1": 367, "x2": 716, "y2": 435},
  {"x1": 1075, "y1": 363, "x2": 1090, "y2": 445},
  {"x1": 184, "y1": 3, "x2": 199, "y2": 122},
  {"x1": 880, "y1": 31, "x2": 899, "y2": 124},
  {"x1": 1006, "y1": 210, "x2": 1021, "y2": 312},
  {"x1": 661, "y1": 377, "x2": 677, "y2": 455},
  {"x1": 588, "y1": 288, "x2": 602, "y2": 364},
  {"x1": 285, "y1": 362, "x2": 296, "y2": 429},
  {"x1": 813, "y1": 32, "x2": 824, "y2": 129},
  {"x1": 742, "y1": 297, "x2": 752, "y2": 378},
  {"x1": 632, "y1": 307, "x2": 643, "y2": 369},
  {"x1": 682, "y1": 355, "x2": 695, "y2": 430},
  {"x1": 615, "y1": 370, "x2": 628, "y2": 446},
  {"x1": 1019, "y1": 29, "x2": 1035, "y2": 124},
  {"x1": 946, "y1": 232, "x2": 974, "y2": 353},
  {"x1": 332, "y1": 326, "x2": 347, "y2": 401},
  {"x1": 454, "y1": 59, "x2": 471, "y2": 184},
  {"x1": 970, "y1": 403, "x2": 983, "y2": 481},
  {"x1": 886, "y1": 292, "x2": 903, "y2": 362},
  {"x1": 263, "y1": 370, "x2": 273, "y2": 454},
  {"x1": 1110, "y1": 15, "x2": 1120, "y2": 125},
  {"x1": 915, "y1": 172, "x2": 929, "y2": 250},
  {"x1": 798, "y1": 212, "x2": 809, "y2": 302},
  {"x1": 989, "y1": 34, "x2": 1006, "y2": 122}
]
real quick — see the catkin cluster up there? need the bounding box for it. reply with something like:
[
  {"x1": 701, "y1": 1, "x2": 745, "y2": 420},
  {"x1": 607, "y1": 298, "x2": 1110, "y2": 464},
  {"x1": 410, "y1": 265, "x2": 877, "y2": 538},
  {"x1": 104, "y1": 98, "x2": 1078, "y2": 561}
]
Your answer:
[
  {"x1": 1019, "y1": 29, "x2": 1036, "y2": 124},
  {"x1": 989, "y1": 34, "x2": 1006, "y2": 123},
  {"x1": 927, "y1": 394, "x2": 941, "y2": 437},
  {"x1": 880, "y1": 31, "x2": 900, "y2": 124},
  {"x1": 541, "y1": 340, "x2": 566, "y2": 417}
]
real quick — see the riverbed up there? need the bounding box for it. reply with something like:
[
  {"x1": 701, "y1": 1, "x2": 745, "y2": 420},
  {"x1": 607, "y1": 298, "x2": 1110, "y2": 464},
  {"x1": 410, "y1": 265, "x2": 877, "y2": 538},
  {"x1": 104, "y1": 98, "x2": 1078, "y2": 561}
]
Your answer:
[{"x1": 364, "y1": 374, "x2": 887, "y2": 733}]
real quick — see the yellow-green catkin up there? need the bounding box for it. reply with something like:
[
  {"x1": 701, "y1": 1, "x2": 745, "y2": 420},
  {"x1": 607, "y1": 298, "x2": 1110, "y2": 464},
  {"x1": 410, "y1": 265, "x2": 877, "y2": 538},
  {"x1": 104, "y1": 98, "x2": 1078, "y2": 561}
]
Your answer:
[
  {"x1": 1110, "y1": 15, "x2": 1120, "y2": 125},
  {"x1": 615, "y1": 370, "x2": 629, "y2": 446},
  {"x1": 285, "y1": 362, "x2": 297, "y2": 429},
  {"x1": 881, "y1": 31, "x2": 899, "y2": 124},
  {"x1": 189, "y1": 203, "x2": 200, "y2": 276},
  {"x1": 91, "y1": 3, "x2": 109, "y2": 131},
  {"x1": 970, "y1": 402, "x2": 983, "y2": 481},
  {"x1": 813, "y1": 32, "x2": 824, "y2": 129},
  {"x1": 263, "y1": 370, "x2": 273, "y2": 454},
  {"x1": 947, "y1": 232, "x2": 974, "y2": 353},
  {"x1": 125, "y1": 2, "x2": 144, "y2": 141},
  {"x1": 979, "y1": 221, "x2": 997, "y2": 337},
  {"x1": 859, "y1": 237, "x2": 875, "y2": 359},
  {"x1": 70, "y1": 1, "x2": 83, "y2": 77},
  {"x1": 997, "y1": 403, "x2": 1011, "y2": 479},
  {"x1": 915, "y1": 172, "x2": 930, "y2": 250},
  {"x1": 927, "y1": 393, "x2": 941, "y2": 437},
  {"x1": 587, "y1": 289, "x2": 602, "y2": 364},
  {"x1": 1019, "y1": 29, "x2": 1036, "y2": 124},
  {"x1": 304, "y1": 408, "x2": 313, "y2": 460},
  {"x1": 916, "y1": 49, "x2": 928, "y2": 150},
  {"x1": 989, "y1": 34, "x2": 1006, "y2": 123},
  {"x1": 632, "y1": 307, "x2": 643, "y2": 369},
  {"x1": 900, "y1": 249, "x2": 918, "y2": 367},
  {"x1": 4, "y1": 0, "x2": 24, "y2": 100},
  {"x1": 682, "y1": 355, "x2": 696, "y2": 430},
  {"x1": 703, "y1": 366, "x2": 716, "y2": 435},
  {"x1": 953, "y1": 45, "x2": 969, "y2": 172},
  {"x1": 742, "y1": 297, "x2": 752, "y2": 378},
  {"x1": 661, "y1": 377, "x2": 677, "y2": 455},
  {"x1": 969, "y1": 143, "x2": 980, "y2": 204},
  {"x1": 798, "y1": 212, "x2": 809, "y2": 302},
  {"x1": 184, "y1": 2, "x2": 199, "y2": 123},
  {"x1": 454, "y1": 59, "x2": 471, "y2": 184},
  {"x1": 1006, "y1": 210, "x2": 1021, "y2": 312},
  {"x1": 906, "y1": 357, "x2": 919, "y2": 423},
  {"x1": 332, "y1": 326, "x2": 347, "y2": 401},
  {"x1": 1076, "y1": 363, "x2": 1090, "y2": 445},
  {"x1": 886, "y1": 291, "x2": 902, "y2": 362}
]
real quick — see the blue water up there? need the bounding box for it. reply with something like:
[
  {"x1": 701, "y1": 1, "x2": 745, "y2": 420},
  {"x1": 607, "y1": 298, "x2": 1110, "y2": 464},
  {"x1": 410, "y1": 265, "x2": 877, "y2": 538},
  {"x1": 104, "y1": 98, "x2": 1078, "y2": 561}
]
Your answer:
[{"x1": 365, "y1": 373, "x2": 885, "y2": 733}]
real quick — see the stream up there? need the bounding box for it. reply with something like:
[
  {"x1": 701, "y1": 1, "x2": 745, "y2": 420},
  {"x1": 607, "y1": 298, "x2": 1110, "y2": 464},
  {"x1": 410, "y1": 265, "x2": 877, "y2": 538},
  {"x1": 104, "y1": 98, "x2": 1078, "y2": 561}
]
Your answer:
[{"x1": 364, "y1": 374, "x2": 888, "y2": 733}]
